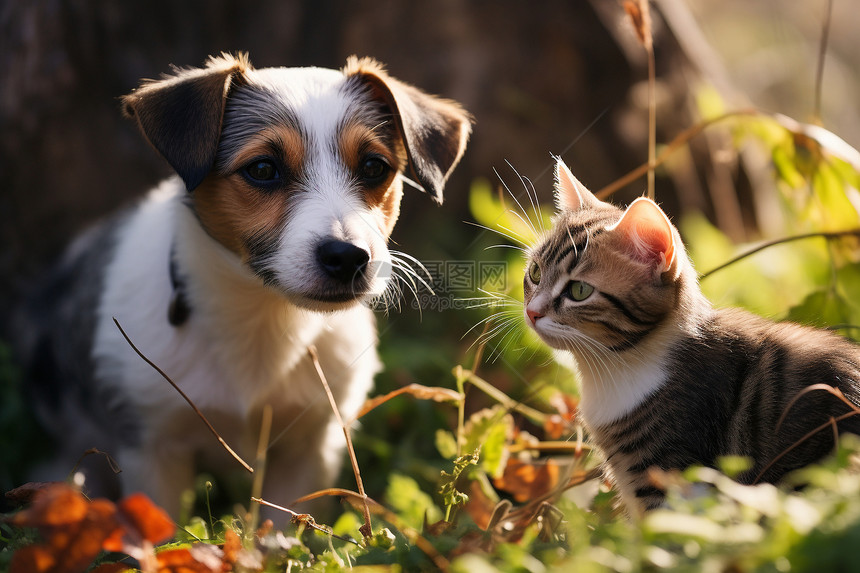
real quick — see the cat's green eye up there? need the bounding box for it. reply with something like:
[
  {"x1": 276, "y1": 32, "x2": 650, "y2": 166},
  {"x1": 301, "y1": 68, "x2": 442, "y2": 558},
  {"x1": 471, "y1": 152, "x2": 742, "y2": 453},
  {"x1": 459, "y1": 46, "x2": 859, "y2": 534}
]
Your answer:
[
  {"x1": 528, "y1": 262, "x2": 541, "y2": 284},
  {"x1": 567, "y1": 280, "x2": 594, "y2": 301}
]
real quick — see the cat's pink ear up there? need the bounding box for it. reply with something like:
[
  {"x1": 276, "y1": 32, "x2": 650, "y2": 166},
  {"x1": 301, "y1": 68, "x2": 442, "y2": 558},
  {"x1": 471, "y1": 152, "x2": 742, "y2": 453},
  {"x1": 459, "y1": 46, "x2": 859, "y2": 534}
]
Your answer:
[
  {"x1": 554, "y1": 159, "x2": 601, "y2": 212},
  {"x1": 610, "y1": 197, "x2": 676, "y2": 272}
]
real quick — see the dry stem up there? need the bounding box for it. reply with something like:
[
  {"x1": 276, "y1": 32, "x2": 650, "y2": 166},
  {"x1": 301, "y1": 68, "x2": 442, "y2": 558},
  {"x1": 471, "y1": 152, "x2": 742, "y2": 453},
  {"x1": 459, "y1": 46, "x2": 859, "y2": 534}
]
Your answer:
[
  {"x1": 307, "y1": 345, "x2": 373, "y2": 539},
  {"x1": 813, "y1": 0, "x2": 833, "y2": 125},
  {"x1": 594, "y1": 109, "x2": 757, "y2": 200},
  {"x1": 247, "y1": 404, "x2": 272, "y2": 535}
]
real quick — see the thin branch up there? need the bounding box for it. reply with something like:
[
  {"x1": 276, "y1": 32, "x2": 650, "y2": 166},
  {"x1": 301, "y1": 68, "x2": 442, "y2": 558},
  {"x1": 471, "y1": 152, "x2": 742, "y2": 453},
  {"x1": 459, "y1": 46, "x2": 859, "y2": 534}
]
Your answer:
[
  {"x1": 353, "y1": 384, "x2": 462, "y2": 421},
  {"x1": 251, "y1": 497, "x2": 360, "y2": 545},
  {"x1": 830, "y1": 415, "x2": 840, "y2": 453},
  {"x1": 595, "y1": 109, "x2": 758, "y2": 200},
  {"x1": 753, "y1": 408, "x2": 859, "y2": 484},
  {"x1": 506, "y1": 441, "x2": 593, "y2": 455},
  {"x1": 68, "y1": 449, "x2": 121, "y2": 485},
  {"x1": 247, "y1": 404, "x2": 272, "y2": 535},
  {"x1": 644, "y1": 1, "x2": 657, "y2": 200},
  {"x1": 699, "y1": 228, "x2": 860, "y2": 281},
  {"x1": 775, "y1": 383, "x2": 855, "y2": 435},
  {"x1": 112, "y1": 318, "x2": 253, "y2": 473},
  {"x1": 813, "y1": 0, "x2": 834, "y2": 125},
  {"x1": 471, "y1": 320, "x2": 493, "y2": 375},
  {"x1": 623, "y1": 0, "x2": 656, "y2": 200},
  {"x1": 455, "y1": 366, "x2": 548, "y2": 426},
  {"x1": 307, "y1": 346, "x2": 373, "y2": 539}
]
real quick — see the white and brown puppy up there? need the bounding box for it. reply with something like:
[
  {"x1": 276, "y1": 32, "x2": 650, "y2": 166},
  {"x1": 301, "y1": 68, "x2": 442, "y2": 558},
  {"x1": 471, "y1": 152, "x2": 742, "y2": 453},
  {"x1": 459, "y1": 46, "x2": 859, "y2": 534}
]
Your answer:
[{"x1": 19, "y1": 53, "x2": 470, "y2": 517}]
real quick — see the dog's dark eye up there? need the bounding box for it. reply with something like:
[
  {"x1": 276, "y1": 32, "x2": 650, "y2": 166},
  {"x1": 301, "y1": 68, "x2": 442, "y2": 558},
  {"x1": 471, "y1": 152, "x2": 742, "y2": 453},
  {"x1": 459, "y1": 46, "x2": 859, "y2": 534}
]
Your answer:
[
  {"x1": 359, "y1": 156, "x2": 390, "y2": 184},
  {"x1": 243, "y1": 159, "x2": 280, "y2": 183}
]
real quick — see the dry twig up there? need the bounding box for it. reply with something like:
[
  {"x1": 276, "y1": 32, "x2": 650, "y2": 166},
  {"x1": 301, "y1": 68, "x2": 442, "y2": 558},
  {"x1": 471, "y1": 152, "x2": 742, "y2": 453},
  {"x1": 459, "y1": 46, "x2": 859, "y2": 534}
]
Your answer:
[
  {"x1": 307, "y1": 345, "x2": 373, "y2": 539},
  {"x1": 113, "y1": 317, "x2": 253, "y2": 473}
]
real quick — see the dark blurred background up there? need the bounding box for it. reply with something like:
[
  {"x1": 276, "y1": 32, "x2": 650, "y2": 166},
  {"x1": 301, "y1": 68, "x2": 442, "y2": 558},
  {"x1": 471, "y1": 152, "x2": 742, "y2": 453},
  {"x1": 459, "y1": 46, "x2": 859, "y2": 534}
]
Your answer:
[{"x1": 2, "y1": 0, "x2": 859, "y2": 320}]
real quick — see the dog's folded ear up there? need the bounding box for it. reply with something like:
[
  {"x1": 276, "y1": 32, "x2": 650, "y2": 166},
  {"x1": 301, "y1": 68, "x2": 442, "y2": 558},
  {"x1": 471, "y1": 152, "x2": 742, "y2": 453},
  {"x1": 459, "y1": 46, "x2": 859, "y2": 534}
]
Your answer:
[
  {"x1": 122, "y1": 53, "x2": 251, "y2": 192},
  {"x1": 345, "y1": 57, "x2": 472, "y2": 204}
]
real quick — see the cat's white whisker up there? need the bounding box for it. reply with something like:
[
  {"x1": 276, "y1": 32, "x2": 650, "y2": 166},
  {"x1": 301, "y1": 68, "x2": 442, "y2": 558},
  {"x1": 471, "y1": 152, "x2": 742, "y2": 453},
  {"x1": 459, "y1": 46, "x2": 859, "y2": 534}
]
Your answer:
[
  {"x1": 484, "y1": 243, "x2": 528, "y2": 254},
  {"x1": 500, "y1": 161, "x2": 543, "y2": 238},
  {"x1": 462, "y1": 309, "x2": 512, "y2": 340},
  {"x1": 518, "y1": 173, "x2": 545, "y2": 233},
  {"x1": 474, "y1": 312, "x2": 524, "y2": 361},
  {"x1": 507, "y1": 208, "x2": 541, "y2": 241},
  {"x1": 465, "y1": 221, "x2": 530, "y2": 248}
]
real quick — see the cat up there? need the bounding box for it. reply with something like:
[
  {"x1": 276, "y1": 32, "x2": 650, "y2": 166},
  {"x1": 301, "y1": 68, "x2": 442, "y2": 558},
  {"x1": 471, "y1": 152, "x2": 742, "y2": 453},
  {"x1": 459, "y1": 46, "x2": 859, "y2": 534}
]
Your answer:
[{"x1": 522, "y1": 158, "x2": 860, "y2": 515}]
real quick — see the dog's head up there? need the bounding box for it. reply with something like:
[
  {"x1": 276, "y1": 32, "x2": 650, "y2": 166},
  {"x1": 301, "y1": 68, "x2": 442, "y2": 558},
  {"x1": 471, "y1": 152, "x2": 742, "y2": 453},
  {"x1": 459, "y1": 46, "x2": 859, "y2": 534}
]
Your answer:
[{"x1": 122, "y1": 53, "x2": 471, "y2": 311}]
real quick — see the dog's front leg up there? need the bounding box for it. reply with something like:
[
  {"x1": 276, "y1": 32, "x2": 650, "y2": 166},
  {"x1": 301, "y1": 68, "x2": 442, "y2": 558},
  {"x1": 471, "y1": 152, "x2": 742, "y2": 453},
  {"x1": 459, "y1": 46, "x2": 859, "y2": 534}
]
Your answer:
[
  {"x1": 116, "y1": 441, "x2": 196, "y2": 519},
  {"x1": 258, "y1": 414, "x2": 345, "y2": 523}
]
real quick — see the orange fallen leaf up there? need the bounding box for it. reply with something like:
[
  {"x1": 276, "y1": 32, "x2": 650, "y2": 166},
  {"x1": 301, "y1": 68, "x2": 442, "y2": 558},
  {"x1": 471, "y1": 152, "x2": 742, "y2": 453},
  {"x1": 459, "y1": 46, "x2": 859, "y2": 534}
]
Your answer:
[
  {"x1": 544, "y1": 393, "x2": 579, "y2": 439},
  {"x1": 7, "y1": 483, "x2": 180, "y2": 573},
  {"x1": 10, "y1": 485, "x2": 120, "y2": 573},
  {"x1": 222, "y1": 528, "x2": 242, "y2": 564},
  {"x1": 11, "y1": 484, "x2": 89, "y2": 529},
  {"x1": 103, "y1": 493, "x2": 174, "y2": 552},
  {"x1": 493, "y1": 458, "x2": 560, "y2": 503},
  {"x1": 463, "y1": 480, "x2": 497, "y2": 530},
  {"x1": 155, "y1": 548, "x2": 217, "y2": 573},
  {"x1": 9, "y1": 546, "x2": 56, "y2": 573}
]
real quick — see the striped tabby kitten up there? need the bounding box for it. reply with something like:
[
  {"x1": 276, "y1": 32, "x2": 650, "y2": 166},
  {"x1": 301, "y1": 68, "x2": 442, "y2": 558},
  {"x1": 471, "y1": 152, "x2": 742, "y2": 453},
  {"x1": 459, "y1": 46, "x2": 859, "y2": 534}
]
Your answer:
[{"x1": 523, "y1": 158, "x2": 860, "y2": 515}]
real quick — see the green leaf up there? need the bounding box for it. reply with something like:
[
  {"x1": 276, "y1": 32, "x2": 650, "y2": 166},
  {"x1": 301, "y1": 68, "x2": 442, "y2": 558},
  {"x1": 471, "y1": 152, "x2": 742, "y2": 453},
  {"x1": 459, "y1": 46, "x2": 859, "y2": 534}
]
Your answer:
[
  {"x1": 462, "y1": 406, "x2": 514, "y2": 479},
  {"x1": 385, "y1": 473, "x2": 442, "y2": 530},
  {"x1": 812, "y1": 161, "x2": 860, "y2": 229},
  {"x1": 435, "y1": 429, "x2": 459, "y2": 460},
  {"x1": 694, "y1": 84, "x2": 728, "y2": 121},
  {"x1": 785, "y1": 288, "x2": 850, "y2": 328},
  {"x1": 716, "y1": 456, "x2": 753, "y2": 479},
  {"x1": 772, "y1": 142, "x2": 806, "y2": 190},
  {"x1": 331, "y1": 511, "x2": 362, "y2": 540}
]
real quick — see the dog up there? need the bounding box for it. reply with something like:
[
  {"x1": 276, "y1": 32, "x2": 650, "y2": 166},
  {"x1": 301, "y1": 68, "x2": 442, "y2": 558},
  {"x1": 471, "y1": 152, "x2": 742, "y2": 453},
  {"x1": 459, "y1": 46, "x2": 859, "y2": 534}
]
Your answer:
[{"x1": 16, "y1": 53, "x2": 471, "y2": 518}]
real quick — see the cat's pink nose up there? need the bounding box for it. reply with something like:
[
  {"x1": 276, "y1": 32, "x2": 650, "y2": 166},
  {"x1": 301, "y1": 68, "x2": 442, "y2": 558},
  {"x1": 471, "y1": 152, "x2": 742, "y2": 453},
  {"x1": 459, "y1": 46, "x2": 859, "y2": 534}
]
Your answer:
[{"x1": 526, "y1": 308, "x2": 544, "y2": 325}]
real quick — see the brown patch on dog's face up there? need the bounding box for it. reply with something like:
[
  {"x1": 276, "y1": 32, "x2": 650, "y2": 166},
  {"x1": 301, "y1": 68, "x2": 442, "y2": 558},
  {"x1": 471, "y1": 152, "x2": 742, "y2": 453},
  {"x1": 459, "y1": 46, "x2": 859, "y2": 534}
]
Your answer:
[
  {"x1": 338, "y1": 120, "x2": 407, "y2": 237},
  {"x1": 193, "y1": 177, "x2": 286, "y2": 259},
  {"x1": 193, "y1": 124, "x2": 305, "y2": 264}
]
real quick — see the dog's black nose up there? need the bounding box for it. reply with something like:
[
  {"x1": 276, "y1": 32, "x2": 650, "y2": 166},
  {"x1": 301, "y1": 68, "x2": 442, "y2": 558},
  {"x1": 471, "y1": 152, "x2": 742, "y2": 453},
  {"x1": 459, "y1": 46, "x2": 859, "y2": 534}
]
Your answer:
[{"x1": 316, "y1": 240, "x2": 370, "y2": 284}]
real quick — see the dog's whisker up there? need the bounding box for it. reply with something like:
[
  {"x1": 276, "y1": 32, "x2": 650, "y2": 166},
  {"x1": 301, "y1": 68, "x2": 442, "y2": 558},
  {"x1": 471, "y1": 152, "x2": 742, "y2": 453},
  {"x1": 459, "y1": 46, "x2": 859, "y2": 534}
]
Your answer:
[
  {"x1": 389, "y1": 258, "x2": 435, "y2": 297},
  {"x1": 389, "y1": 250, "x2": 434, "y2": 285},
  {"x1": 391, "y1": 267, "x2": 422, "y2": 303}
]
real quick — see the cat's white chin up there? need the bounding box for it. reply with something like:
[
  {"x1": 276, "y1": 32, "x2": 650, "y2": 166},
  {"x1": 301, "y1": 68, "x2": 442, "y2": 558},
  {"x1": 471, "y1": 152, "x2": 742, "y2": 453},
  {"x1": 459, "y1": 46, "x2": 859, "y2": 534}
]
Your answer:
[{"x1": 527, "y1": 319, "x2": 570, "y2": 351}]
